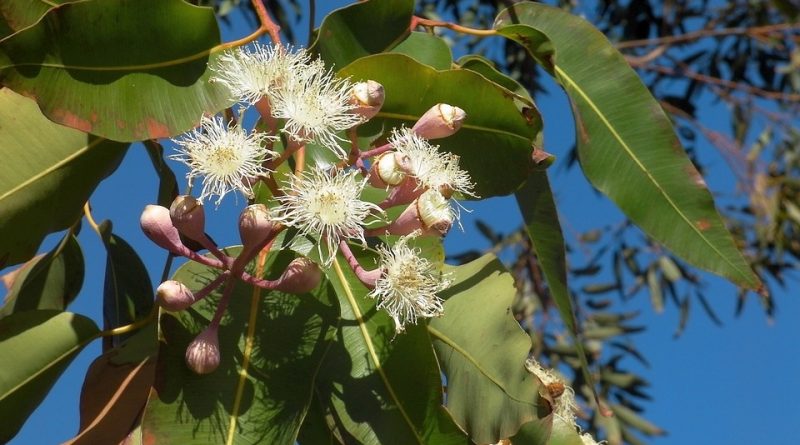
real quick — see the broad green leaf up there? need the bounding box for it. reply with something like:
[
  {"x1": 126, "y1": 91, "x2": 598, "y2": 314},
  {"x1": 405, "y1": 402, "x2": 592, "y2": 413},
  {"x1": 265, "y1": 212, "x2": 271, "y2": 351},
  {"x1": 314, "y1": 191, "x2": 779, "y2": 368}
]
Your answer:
[
  {"x1": 429, "y1": 253, "x2": 543, "y2": 444},
  {"x1": 391, "y1": 32, "x2": 453, "y2": 70},
  {"x1": 340, "y1": 54, "x2": 539, "y2": 197},
  {"x1": 515, "y1": 172, "x2": 599, "y2": 409},
  {"x1": 0, "y1": 89, "x2": 128, "y2": 267},
  {"x1": 141, "y1": 243, "x2": 338, "y2": 445},
  {"x1": 315, "y1": 245, "x2": 469, "y2": 445},
  {"x1": 0, "y1": 0, "x2": 231, "y2": 141},
  {"x1": 0, "y1": 310, "x2": 99, "y2": 443},
  {"x1": 99, "y1": 222, "x2": 154, "y2": 349},
  {"x1": 495, "y1": 3, "x2": 761, "y2": 289},
  {"x1": 310, "y1": 0, "x2": 413, "y2": 69},
  {"x1": 0, "y1": 232, "x2": 83, "y2": 318}
]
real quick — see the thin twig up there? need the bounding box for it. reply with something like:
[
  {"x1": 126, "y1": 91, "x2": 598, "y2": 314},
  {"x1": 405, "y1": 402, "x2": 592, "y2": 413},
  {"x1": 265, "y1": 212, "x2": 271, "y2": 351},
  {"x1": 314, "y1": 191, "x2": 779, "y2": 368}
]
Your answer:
[
  {"x1": 616, "y1": 23, "x2": 799, "y2": 49},
  {"x1": 411, "y1": 16, "x2": 497, "y2": 37}
]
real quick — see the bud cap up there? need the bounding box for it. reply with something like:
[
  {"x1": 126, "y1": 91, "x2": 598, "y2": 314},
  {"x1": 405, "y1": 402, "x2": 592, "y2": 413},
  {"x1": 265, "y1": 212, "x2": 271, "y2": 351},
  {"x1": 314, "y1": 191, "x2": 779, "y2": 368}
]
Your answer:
[
  {"x1": 156, "y1": 280, "x2": 195, "y2": 311},
  {"x1": 185, "y1": 326, "x2": 221, "y2": 374},
  {"x1": 412, "y1": 103, "x2": 466, "y2": 139}
]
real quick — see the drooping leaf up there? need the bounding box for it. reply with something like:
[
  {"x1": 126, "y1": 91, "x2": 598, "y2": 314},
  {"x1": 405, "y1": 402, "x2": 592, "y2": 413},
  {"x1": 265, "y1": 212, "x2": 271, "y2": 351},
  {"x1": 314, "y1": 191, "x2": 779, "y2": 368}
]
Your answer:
[
  {"x1": 0, "y1": 310, "x2": 99, "y2": 443},
  {"x1": 99, "y1": 222, "x2": 154, "y2": 350},
  {"x1": 391, "y1": 32, "x2": 453, "y2": 70},
  {"x1": 494, "y1": 3, "x2": 761, "y2": 289},
  {"x1": 141, "y1": 243, "x2": 339, "y2": 445},
  {"x1": 429, "y1": 253, "x2": 544, "y2": 444},
  {"x1": 143, "y1": 140, "x2": 180, "y2": 208},
  {"x1": 0, "y1": 0, "x2": 232, "y2": 141},
  {"x1": 314, "y1": 244, "x2": 469, "y2": 445},
  {"x1": 310, "y1": 0, "x2": 414, "y2": 69},
  {"x1": 65, "y1": 345, "x2": 156, "y2": 445},
  {"x1": 0, "y1": 88, "x2": 128, "y2": 267},
  {"x1": 515, "y1": 172, "x2": 600, "y2": 413},
  {"x1": 340, "y1": 53, "x2": 539, "y2": 197},
  {"x1": 0, "y1": 232, "x2": 83, "y2": 318}
]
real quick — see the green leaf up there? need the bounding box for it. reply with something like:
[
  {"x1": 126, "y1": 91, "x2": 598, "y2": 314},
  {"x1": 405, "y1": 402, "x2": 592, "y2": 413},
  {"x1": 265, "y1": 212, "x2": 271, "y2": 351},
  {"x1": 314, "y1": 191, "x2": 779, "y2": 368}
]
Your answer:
[
  {"x1": 391, "y1": 32, "x2": 453, "y2": 70},
  {"x1": 495, "y1": 3, "x2": 761, "y2": 289},
  {"x1": 144, "y1": 140, "x2": 180, "y2": 208},
  {"x1": 0, "y1": 310, "x2": 99, "y2": 443},
  {"x1": 514, "y1": 172, "x2": 600, "y2": 412},
  {"x1": 141, "y1": 244, "x2": 339, "y2": 445},
  {"x1": 310, "y1": 0, "x2": 414, "y2": 69},
  {"x1": 0, "y1": 0, "x2": 77, "y2": 41},
  {"x1": 340, "y1": 53, "x2": 539, "y2": 197},
  {"x1": 0, "y1": 232, "x2": 83, "y2": 317},
  {"x1": 99, "y1": 223, "x2": 154, "y2": 349},
  {"x1": 457, "y1": 55, "x2": 534, "y2": 103},
  {"x1": 0, "y1": 0, "x2": 231, "y2": 141},
  {"x1": 0, "y1": 89, "x2": 128, "y2": 267},
  {"x1": 429, "y1": 254, "x2": 544, "y2": 443},
  {"x1": 315, "y1": 246, "x2": 469, "y2": 445}
]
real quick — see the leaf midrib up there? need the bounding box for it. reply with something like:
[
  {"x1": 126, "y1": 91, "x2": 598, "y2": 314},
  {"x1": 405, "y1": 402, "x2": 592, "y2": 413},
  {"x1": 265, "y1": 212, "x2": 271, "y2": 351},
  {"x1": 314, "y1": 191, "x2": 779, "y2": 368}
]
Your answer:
[
  {"x1": 555, "y1": 65, "x2": 753, "y2": 285},
  {"x1": 332, "y1": 258, "x2": 424, "y2": 444},
  {"x1": 0, "y1": 137, "x2": 103, "y2": 205},
  {"x1": 427, "y1": 325, "x2": 536, "y2": 406}
]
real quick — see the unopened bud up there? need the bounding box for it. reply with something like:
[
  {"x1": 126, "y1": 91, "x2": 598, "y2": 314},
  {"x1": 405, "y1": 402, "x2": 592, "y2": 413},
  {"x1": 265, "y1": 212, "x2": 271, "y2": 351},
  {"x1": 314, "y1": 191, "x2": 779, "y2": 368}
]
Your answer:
[
  {"x1": 274, "y1": 257, "x2": 322, "y2": 294},
  {"x1": 140, "y1": 205, "x2": 188, "y2": 254},
  {"x1": 412, "y1": 103, "x2": 466, "y2": 139},
  {"x1": 185, "y1": 326, "x2": 220, "y2": 374},
  {"x1": 156, "y1": 280, "x2": 195, "y2": 311},
  {"x1": 416, "y1": 189, "x2": 455, "y2": 236},
  {"x1": 351, "y1": 80, "x2": 385, "y2": 120},
  {"x1": 239, "y1": 204, "x2": 276, "y2": 251},
  {"x1": 531, "y1": 147, "x2": 555, "y2": 171},
  {"x1": 170, "y1": 195, "x2": 206, "y2": 242},
  {"x1": 369, "y1": 152, "x2": 408, "y2": 188}
]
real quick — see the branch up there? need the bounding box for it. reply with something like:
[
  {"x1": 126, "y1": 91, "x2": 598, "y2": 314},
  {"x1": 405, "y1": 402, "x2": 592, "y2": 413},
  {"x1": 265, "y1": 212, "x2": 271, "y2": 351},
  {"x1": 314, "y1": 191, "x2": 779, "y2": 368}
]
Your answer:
[{"x1": 616, "y1": 23, "x2": 799, "y2": 49}]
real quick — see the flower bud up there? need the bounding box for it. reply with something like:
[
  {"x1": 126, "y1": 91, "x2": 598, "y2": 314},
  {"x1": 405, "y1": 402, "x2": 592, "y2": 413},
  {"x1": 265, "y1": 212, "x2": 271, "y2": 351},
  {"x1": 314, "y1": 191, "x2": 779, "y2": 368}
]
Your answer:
[
  {"x1": 140, "y1": 205, "x2": 189, "y2": 255},
  {"x1": 412, "y1": 103, "x2": 466, "y2": 139},
  {"x1": 351, "y1": 80, "x2": 385, "y2": 120},
  {"x1": 169, "y1": 195, "x2": 206, "y2": 242},
  {"x1": 416, "y1": 189, "x2": 455, "y2": 236},
  {"x1": 239, "y1": 204, "x2": 276, "y2": 251},
  {"x1": 185, "y1": 326, "x2": 220, "y2": 374},
  {"x1": 369, "y1": 152, "x2": 408, "y2": 188},
  {"x1": 156, "y1": 280, "x2": 195, "y2": 311},
  {"x1": 273, "y1": 257, "x2": 322, "y2": 294}
]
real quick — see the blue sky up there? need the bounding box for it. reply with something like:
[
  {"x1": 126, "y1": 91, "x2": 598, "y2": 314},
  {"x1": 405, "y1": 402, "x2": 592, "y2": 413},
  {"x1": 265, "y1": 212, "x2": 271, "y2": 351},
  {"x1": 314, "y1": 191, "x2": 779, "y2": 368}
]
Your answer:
[{"x1": 9, "y1": 1, "x2": 800, "y2": 444}]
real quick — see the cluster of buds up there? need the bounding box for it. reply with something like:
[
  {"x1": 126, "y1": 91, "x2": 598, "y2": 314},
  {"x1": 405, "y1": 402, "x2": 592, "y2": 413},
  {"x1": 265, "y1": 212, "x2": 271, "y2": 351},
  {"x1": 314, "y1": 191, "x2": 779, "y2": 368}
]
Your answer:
[{"x1": 146, "y1": 43, "x2": 474, "y2": 373}]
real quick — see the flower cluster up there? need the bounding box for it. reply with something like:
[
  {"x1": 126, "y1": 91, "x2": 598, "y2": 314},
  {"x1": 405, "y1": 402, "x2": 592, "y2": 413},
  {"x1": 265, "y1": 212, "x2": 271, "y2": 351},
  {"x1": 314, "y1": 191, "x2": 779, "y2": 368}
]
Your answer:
[{"x1": 148, "y1": 42, "x2": 475, "y2": 373}]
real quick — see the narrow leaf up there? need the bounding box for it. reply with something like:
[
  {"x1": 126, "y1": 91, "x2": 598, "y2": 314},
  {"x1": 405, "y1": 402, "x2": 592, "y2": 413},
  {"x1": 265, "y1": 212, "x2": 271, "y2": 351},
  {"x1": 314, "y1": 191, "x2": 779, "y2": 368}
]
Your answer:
[
  {"x1": 0, "y1": 310, "x2": 99, "y2": 442},
  {"x1": 495, "y1": 3, "x2": 761, "y2": 289}
]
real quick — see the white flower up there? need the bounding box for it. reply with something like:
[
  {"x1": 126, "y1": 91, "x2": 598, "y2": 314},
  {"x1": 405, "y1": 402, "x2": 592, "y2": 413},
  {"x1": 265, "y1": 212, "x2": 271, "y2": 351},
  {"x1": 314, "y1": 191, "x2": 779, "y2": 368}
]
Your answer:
[
  {"x1": 270, "y1": 60, "x2": 364, "y2": 158},
  {"x1": 274, "y1": 167, "x2": 382, "y2": 265},
  {"x1": 211, "y1": 42, "x2": 311, "y2": 105},
  {"x1": 369, "y1": 235, "x2": 450, "y2": 333},
  {"x1": 389, "y1": 128, "x2": 477, "y2": 198},
  {"x1": 170, "y1": 116, "x2": 277, "y2": 205}
]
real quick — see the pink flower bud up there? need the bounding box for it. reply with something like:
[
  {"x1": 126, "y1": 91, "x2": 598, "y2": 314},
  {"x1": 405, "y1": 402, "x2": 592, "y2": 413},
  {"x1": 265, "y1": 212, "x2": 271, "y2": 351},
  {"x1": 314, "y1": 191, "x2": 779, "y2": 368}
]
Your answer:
[
  {"x1": 140, "y1": 205, "x2": 189, "y2": 255},
  {"x1": 374, "y1": 190, "x2": 453, "y2": 237},
  {"x1": 170, "y1": 195, "x2": 206, "y2": 242},
  {"x1": 273, "y1": 257, "x2": 322, "y2": 294},
  {"x1": 412, "y1": 103, "x2": 466, "y2": 139},
  {"x1": 351, "y1": 80, "x2": 385, "y2": 120},
  {"x1": 368, "y1": 152, "x2": 409, "y2": 188},
  {"x1": 185, "y1": 326, "x2": 220, "y2": 374},
  {"x1": 156, "y1": 280, "x2": 195, "y2": 311},
  {"x1": 239, "y1": 204, "x2": 276, "y2": 251}
]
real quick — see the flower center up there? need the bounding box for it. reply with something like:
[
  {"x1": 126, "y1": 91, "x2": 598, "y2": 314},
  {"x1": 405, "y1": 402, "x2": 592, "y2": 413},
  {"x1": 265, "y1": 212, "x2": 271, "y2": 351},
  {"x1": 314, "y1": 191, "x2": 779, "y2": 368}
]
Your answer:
[
  {"x1": 207, "y1": 146, "x2": 242, "y2": 176},
  {"x1": 309, "y1": 189, "x2": 347, "y2": 225}
]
